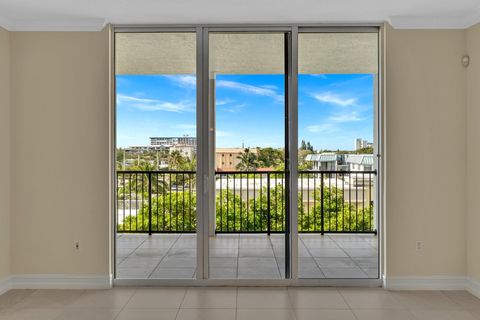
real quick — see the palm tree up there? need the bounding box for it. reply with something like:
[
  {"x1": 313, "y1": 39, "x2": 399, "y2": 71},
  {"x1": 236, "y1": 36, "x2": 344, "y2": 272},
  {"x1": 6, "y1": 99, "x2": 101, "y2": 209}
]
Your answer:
[
  {"x1": 168, "y1": 150, "x2": 187, "y2": 170},
  {"x1": 236, "y1": 148, "x2": 258, "y2": 171}
]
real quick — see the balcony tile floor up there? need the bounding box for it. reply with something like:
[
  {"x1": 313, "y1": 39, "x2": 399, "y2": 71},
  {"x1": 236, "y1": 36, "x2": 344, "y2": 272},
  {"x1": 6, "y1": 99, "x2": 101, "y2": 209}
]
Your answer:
[
  {"x1": 116, "y1": 234, "x2": 378, "y2": 279},
  {"x1": 1, "y1": 287, "x2": 480, "y2": 320}
]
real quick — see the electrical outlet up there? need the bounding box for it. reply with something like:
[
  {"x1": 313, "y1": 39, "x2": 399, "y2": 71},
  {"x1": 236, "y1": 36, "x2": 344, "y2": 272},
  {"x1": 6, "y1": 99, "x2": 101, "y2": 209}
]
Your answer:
[
  {"x1": 415, "y1": 241, "x2": 424, "y2": 252},
  {"x1": 74, "y1": 241, "x2": 80, "y2": 252}
]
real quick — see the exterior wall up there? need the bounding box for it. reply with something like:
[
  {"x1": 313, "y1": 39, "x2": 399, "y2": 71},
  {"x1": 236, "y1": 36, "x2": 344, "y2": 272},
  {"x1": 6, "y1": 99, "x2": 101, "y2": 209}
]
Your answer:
[
  {"x1": 10, "y1": 29, "x2": 110, "y2": 275},
  {"x1": 0, "y1": 27, "x2": 11, "y2": 282},
  {"x1": 385, "y1": 25, "x2": 467, "y2": 277},
  {"x1": 467, "y1": 23, "x2": 480, "y2": 283}
]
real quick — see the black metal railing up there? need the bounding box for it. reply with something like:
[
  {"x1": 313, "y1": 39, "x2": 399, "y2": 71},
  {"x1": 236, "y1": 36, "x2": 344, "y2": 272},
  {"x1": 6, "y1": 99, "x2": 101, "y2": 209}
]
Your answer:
[
  {"x1": 116, "y1": 171, "x2": 196, "y2": 234},
  {"x1": 116, "y1": 170, "x2": 376, "y2": 234}
]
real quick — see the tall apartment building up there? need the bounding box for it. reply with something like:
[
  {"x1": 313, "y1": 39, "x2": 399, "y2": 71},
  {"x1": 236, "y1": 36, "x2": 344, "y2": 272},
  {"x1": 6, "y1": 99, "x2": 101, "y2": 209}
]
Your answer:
[
  {"x1": 150, "y1": 136, "x2": 196, "y2": 147},
  {"x1": 355, "y1": 138, "x2": 373, "y2": 150}
]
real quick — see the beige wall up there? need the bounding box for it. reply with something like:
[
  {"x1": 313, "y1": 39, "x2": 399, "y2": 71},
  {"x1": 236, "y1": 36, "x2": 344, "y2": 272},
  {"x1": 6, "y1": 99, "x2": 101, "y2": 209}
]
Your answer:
[
  {"x1": 0, "y1": 27, "x2": 11, "y2": 281},
  {"x1": 10, "y1": 30, "x2": 110, "y2": 275},
  {"x1": 467, "y1": 23, "x2": 480, "y2": 282},
  {"x1": 385, "y1": 25, "x2": 467, "y2": 277}
]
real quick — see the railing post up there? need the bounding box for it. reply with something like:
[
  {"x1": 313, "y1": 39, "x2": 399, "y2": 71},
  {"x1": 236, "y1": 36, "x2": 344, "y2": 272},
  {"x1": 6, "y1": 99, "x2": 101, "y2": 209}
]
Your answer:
[
  {"x1": 148, "y1": 172, "x2": 152, "y2": 236},
  {"x1": 320, "y1": 172, "x2": 324, "y2": 236},
  {"x1": 267, "y1": 173, "x2": 271, "y2": 236}
]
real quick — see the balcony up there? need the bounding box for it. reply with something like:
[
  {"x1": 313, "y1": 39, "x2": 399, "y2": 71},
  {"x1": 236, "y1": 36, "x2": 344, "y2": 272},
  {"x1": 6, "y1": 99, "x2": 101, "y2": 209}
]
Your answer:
[{"x1": 116, "y1": 170, "x2": 378, "y2": 279}]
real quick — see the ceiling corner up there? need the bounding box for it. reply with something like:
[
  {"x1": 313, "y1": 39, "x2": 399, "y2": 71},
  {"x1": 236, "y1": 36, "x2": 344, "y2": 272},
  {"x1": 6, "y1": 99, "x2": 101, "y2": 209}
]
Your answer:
[
  {"x1": 0, "y1": 16, "x2": 13, "y2": 31},
  {"x1": 464, "y1": 4, "x2": 480, "y2": 29}
]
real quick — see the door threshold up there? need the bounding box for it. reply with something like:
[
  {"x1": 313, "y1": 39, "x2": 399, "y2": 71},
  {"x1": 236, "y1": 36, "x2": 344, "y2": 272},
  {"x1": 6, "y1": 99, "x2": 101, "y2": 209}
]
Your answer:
[{"x1": 113, "y1": 278, "x2": 382, "y2": 287}]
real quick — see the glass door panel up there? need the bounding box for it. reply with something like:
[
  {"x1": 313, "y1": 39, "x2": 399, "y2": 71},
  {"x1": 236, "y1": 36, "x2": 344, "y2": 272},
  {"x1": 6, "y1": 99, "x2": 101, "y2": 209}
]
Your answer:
[
  {"x1": 115, "y1": 32, "x2": 198, "y2": 279},
  {"x1": 297, "y1": 32, "x2": 379, "y2": 279},
  {"x1": 208, "y1": 32, "x2": 288, "y2": 279}
]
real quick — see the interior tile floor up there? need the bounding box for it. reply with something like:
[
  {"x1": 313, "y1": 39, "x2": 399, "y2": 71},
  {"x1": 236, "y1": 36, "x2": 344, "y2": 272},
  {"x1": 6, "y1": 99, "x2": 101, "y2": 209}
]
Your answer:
[
  {"x1": 116, "y1": 233, "x2": 378, "y2": 279},
  {"x1": 1, "y1": 287, "x2": 480, "y2": 320}
]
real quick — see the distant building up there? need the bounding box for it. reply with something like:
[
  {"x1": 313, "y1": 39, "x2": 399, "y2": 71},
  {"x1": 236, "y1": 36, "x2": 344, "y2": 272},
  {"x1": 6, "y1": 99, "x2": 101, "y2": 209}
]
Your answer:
[
  {"x1": 170, "y1": 144, "x2": 196, "y2": 160},
  {"x1": 125, "y1": 145, "x2": 167, "y2": 153},
  {"x1": 355, "y1": 138, "x2": 373, "y2": 151},
  {"x1": 215, "y1": 148, "x2": 258, "y2": 171},
  {"x1": 150, "y1": 136, "x2": 196, "y2": 147},
  {"x1": 305, "y1": 153, "x2": 346, "y2": 171},
  {"x1": 345, "y1": 154, "x2": 374, "y2": 171},
  {"x1": 305, "y1": 153, "x2": 374, "y2": 172}
]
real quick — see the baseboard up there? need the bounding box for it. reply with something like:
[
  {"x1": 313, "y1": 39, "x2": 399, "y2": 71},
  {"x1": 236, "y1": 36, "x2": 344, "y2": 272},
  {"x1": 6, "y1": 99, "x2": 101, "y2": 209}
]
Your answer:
[
  {"x1": 9, "y1": 274, "x2": 112, "y2": 290},
  {"x1": 383, "y1": 276, "x2": 466, "y2": 290},
  {"x1": 0, "y1": 276, "x2": 12, "y2": 295},
  {"x1": 466, "y1": 277, "x2": 480, "y2": 299}
]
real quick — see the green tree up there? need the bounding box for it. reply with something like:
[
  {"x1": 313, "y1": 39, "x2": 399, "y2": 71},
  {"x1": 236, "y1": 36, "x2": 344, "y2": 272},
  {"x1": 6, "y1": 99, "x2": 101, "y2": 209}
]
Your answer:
[
  {"x1": 257, "y1": 147, "x2": 284, "y2": 168},
  {"x1": 236, "y1": 148, "x2": 258, "y2": 171},
  {"x1": 300, "y1": 140, "x2": 307, "y2": 150}
]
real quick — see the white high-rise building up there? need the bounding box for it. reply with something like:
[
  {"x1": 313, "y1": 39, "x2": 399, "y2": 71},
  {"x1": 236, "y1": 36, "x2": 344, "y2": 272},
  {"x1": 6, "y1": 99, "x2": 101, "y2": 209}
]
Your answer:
[{"x1": 355, "y1": 138, "x2": 373, "y2": 150}]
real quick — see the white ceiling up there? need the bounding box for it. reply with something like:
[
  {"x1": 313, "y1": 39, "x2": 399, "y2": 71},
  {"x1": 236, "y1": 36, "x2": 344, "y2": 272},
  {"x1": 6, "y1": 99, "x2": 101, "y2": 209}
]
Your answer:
[{"x1": 0, "y1": 0, "x2": 479, "y2": 31}]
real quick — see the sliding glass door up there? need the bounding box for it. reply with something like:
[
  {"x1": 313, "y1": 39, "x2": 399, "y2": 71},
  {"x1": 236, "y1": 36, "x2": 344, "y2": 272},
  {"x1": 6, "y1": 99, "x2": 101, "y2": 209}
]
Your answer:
[
  {"x1": 207, "y1": 32, "x2": 289, "y2": 279},
  {"x1": 114, "y1": 31, "x2": 198, "y2": 279},
  {"x1": 297, "y1": 31, "x2": 379, "y2": 279},
  {"x1": 113, "y1": 26, "x2": 381, "y2": 282}
]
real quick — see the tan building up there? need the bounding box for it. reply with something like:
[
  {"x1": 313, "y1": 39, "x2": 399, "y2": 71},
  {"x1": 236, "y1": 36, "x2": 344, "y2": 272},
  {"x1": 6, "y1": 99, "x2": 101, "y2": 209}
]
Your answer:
[{"x1": 215, "y1": 148, "x2": 258, "y2": 171}]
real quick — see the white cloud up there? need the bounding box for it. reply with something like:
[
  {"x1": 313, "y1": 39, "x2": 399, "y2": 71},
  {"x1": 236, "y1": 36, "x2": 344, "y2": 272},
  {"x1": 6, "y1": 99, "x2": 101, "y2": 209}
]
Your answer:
[
  {"x1": 306, "y1": 123, "x2": 338, "y2": 134},
  {"x1": 217, "y1": 80, "x2": 284, "y2": 102},
  {"x1": 163, "y1": 75, "x2": 196, "y2": 87},
  {"x1": 216, "y1": 98, "x2": 234, "y2": 106},
  {"x1": 117, "y1": 94, "x2": 193, "y2": 113},
  {"x1": 312, "y1": 92, "x2": 357, "y2": 107},
  {"x1": 222, "y1": 103, "x2": 247, "y2": 113},
  {"x1": 310, "y1": 74, "x2": 328, "y2": 79},
  {"x1": 329, "y1": 112, "x2": 364, "y2": 123}
]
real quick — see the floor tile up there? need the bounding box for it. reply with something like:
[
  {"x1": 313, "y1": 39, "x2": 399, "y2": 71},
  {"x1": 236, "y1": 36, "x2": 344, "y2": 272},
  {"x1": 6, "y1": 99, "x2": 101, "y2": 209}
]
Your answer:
[
  {"x1": 237, "y1": 309, "x2": 296, "y2": 320},
  {"x1": 181, "y1": 288, "x2": 237, "y2": 308},
  {"x1": 343, "y1": 248, "x2": 377, "y2": 258},
  {"x1": 126, "y1": 288, "x2": 186, "y2": 308},
  {"x1": 115, "y1": 308, "x2": 178, "y2": 320},
  {"x1": 55, "y1": 308, "x2": 120, "y2": 320},
  {"x1": 237, "y1": 288, "x2": 290, "y2": 309},
  {"x1": 409, "y1": 309, "x2": 478, "y2": 320},
  {"x1": 352, "y1": 308, "x2": 416, "y2": 320},
  {"x1": 288, "y1": 287, "x2": 348, "y2": 309},
  {"x1": 239, "y1": 248, "x2": 275, "y2": 258},
  {"x1": 315, "y1": 257, "x2": 358, "y2": 268},
  {"x1": 390, "y1": 291, "x2": 462, "y2": 310},
  {"x1": 339, "y1": 288, "x2": 403, "y2": 309},
  {"x1": 0, "y1": 290, "x2": 34, "y2": 309},
  {"x1": 68, "y1": 288, "x2": 135, "y2": 309},
  {"x1": 150, "y1": 268, "x2": 196, "y2": 279},
  {"x1": 237, "y1": 267, "x2": 281, "y2": 279},
  {"x1": 0, "y1": 308, "x2": 63, "y2": 320},
  {"x1": 176, "y1": 308, "x2": 236, "y2": 320},
  {"x1": 309, "y1": 249, "x2": 348, "y2": 258},
  {"x1": 118, "y1": 257, "x2": 163, "y2": 268},
  {"x1": 209, "y1": 257, "x2": 237, "y2": 268},
  {"x1": 14, "y1": 290, "x2": 84, "y2": 309},
  {"x1": 295, "y1": 309, "x2": 357, "y2": 320},
  {"x1": 116, "y1": 233, "x2": 380, "y2": 280},
  {"x1": 209, "y1": 267, "x2": 237, "y2": 279},
  {"x1": 209, "y1": 248, "x2": 238, "y2": 258},
  {"x1": 116, "y1": 267, "x2": 155, "y2": 278},
  {"x1": 321, "y1": 267, "x2": 368, "y2": 278}
]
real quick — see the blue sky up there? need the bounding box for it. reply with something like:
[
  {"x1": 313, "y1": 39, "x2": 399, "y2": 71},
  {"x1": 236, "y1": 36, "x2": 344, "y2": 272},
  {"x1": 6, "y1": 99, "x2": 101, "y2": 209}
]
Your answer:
[{"x1": 116, "y1": 73, "x2": 374, "y2": 150}]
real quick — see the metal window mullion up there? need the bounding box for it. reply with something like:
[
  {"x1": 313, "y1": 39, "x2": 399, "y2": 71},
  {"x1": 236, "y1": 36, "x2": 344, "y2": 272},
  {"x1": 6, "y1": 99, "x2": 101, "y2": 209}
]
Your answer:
[
  {"x1": 195, "y1": 26, "x2": 208, "y2": 280},
  {"x1": 288, "y1": 26, "x2": 299, "y2": 280}
]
